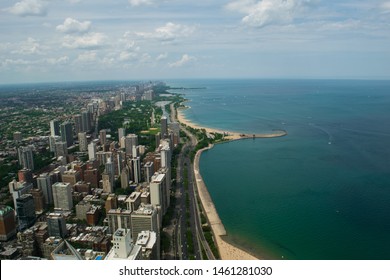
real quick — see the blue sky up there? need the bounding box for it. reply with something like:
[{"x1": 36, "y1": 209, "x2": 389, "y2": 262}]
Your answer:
[{"x1": 0, "y1": 0, "x2": 389, "y2": 83}]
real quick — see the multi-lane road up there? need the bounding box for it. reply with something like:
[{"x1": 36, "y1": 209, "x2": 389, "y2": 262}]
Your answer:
[{"x1": 164, "y1": 104, "x2": 216, "y2": 260}]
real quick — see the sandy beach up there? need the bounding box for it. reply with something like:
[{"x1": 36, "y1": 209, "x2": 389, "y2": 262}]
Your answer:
[
  {"x1": 175, "y1": 106, "x2": 286, "y2": 260},
  {"x1": 193, "y1": 145, "x2": 259, "y2": 260},
  {"x1": 177, "y1": 107, "x2": 287, "y2": 140}
]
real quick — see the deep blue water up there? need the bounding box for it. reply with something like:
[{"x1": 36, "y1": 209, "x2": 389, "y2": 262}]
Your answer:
[{"x1": 169, "y1": 79, "x2": 390, "y2": 259}]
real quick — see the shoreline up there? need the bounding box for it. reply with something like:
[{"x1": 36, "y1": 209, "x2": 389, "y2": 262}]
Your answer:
[
  {"x1": 193, "y1": 145, "x2": 259, "y2": 260},
  {"x1": 177, "y1": 107, "x2": 287, "y2": 140},
  {"x1": 178, "y1": 106, "x2": 287, "y2": 260}
]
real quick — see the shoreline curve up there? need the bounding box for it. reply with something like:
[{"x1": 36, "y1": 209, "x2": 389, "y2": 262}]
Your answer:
[{"x1": 177, "y1": 106, "x2": 287, "y2": 260}]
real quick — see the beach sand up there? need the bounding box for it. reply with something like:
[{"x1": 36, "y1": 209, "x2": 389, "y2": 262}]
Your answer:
[
  {"x1": 176, "y1": 106, "x2": 261, "y2": 259},
  {"x1": 193, "y1": 145, "x2": 259, "y2": 260},
  {"x1": 176, "y1": 105, "x2": 288, "y2": 260},
  {"x1": 177, "y1": 107, "x2": 287, "y2": 140}
]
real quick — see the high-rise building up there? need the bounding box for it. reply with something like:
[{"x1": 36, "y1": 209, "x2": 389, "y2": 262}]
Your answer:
[
  {"x1": 99, "y1": 129, "x2": 107, "y2": 146},
  {"x1": 169, "y1": 122, "x2": 180, "y2": 146},
  {"x1": 18, "y1": 146, "x2": 34, "y2": 171},
  {"x1": 81, "y1": 110, "x2": 92, "y2": 132},
  {"x1": 125, "y1": 134, "x2": 138, "y2": 156},
  {"x1": 47, "y1": 213, "x2": 67, "y2": 238},
  {"x1": 78, "y1": 132, "x2": 88, "y2": 152},
  {"x1": 84, "y1": 168, "x2": 100, "y2": 188},
  {"x1": 30, "y1": 188, "x2": 45, "y2": 213},
  {"x1": 121, "y1": 166, "x2": 130, "y2": 189},
  {"x1": 61, "y1": 170, "x2": 81, "y2": 187},
  {"x1": 131, "y1": 157, "x2": 141, "y2": 184},
  {"x1": 144, "y1": 162, "x2": 154, "y2": 183},
  {"x1": 73, "y1": 114, "x2": 82, "y2": 134},
  {"x1": 37, "y1": 173, "x2": 53, "y2": 206},
  {"x1": 160, "y1": 116, "x2": 168, "y2": 138},
  {"x1": 104, "y1": 228, "x2": 142, "y2": 260},
  {"x1": 9, "y1": 180, "x2": 33, "y2": 209},
  {"x1": 118, "y1": 128, "x2": 125, "y2": 143},
  {"x1": 49, "y1": 135, "x2": 60, "y2": 152},
  {"x1": 107, "y1": 208, "x2": 132, "y2": 234},
  {"x1": 50, "y1": 120, "x2": 60, "y2": 137},
  {"x1": 150, "y1": 173, "x2": 167, "y2": 219},
  {"x1": 160, "y1": 143, "x2": 171, "y2": 169},
  {"x1": 16, "y1": 194, "x2": 36, "y2": 231},
  {"x1": 135, "y1": 230, "x2": 158, "y2": 260},
  {"x1": 158, "y1": 166, "x2": 171, "y2": 211},
  {"x1": 18, "y1": 168, "x2": 33, "y2": 184},
  {"x1": 130, "y1": 204, "x2": 159, "y2": 254},
  {"x1": 55, "y1": 141, "x2": 68, "y2": 158},
  {"x1": 102, "y1": 173, "x2": 114, "y2": 193},
  {"x1": 52, "y1": 182, "x2": 73, "y2": 211},
  {"x1": 105, "y1": 194, "x2": 118, "y2": 212},
  {"x1": 60, "y1": 122, "x2": 73, "y2": 147},
  {"x1": 126, "y1": 192, "x2": 141, "y2": 212},
  {"x1": 0, "y1": 206, "x2": 17, "y2": 241},
  {"x1": 88, "y1": 142, "x2": 97, "y2": 160}
]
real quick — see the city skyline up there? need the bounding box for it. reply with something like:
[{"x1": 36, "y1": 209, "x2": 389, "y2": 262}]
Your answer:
[{"x1": 1, "y1": 0, "x2": 390, "y2": 84}]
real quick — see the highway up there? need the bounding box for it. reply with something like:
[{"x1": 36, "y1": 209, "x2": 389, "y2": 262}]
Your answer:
[{"x1": 167, "y1": 103, "x2": 216, "y2": 260}]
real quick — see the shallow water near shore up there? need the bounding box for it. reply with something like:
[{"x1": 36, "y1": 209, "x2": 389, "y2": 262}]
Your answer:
[{"x1": 170, "y1": 79, "x2": 390, "y2": 259}]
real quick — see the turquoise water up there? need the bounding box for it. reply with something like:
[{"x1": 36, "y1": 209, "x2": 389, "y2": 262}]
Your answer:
[{"x1": 169, "y1": 79, "x2": 390, "y2": 260}]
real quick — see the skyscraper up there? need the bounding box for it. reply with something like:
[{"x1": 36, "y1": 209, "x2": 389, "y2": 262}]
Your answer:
[
  {"x1": 37, "y1": 173, "x2": 53, "y2": 206},
  {"x1": 118, "y1": 128, "x2": 126, "y2": 142},
  {"x1": 144, "y1": 162, "x2": 154, "y2": 183},
  {"x1": 16, "y1": 194, "x2": 36, "y2": 230},
  {"x1": 130, "y1": 204, "x2": 159, "y2": 255},
  {"x1": 73, "y1": 114, "x2": 82, "y2": 134},
  {"x1": 78, "y1": 132, "x2": 88, "y2": 152},
  {"x1": 104, "y1": 228, "x2": 142, "y2": 260},
  {"x1": 0, "y1": 206, "x2": 16, "y2": 241},
  {"x1": 88, "y1": 142, "x2": 97, "y2": 160},
  {"x1": 47, "y1": 213, "x2": 67, "y2": 238},
  {"x1": 107, "y1": 208, "x2": 132, "y2": 234},
  {"x1": 52, "y1": 182, "x2": 73, "y2": 211},
  {"x1": 60, "y1": 122, "x2": 73, "y2": 147},
  {"x1": 160, "y1": 116, "x2": 168, "y2": 138},
  {"x1": 81, "y1": 110, "x2": 92, "y2": 132},
  {"x1": 49, "y1": 136, "x2": 60, "y2": 153},
  {"x1": 18, "y1": 146, "x2": 34, "y2": 171},
  {"x1": 125, "y1": 134, "x2": 138, "y2": 156},
  {"x1": 150, "y1": 173, "x2": 167, "y2": 218},
  {"x1": 50, "y1": 120, "x2": 60, "y2": 137},
  {"x1": 131, "y1": 157, "x2": 141, "y2": 184},
  {"x1": 9, "y1": 180, "x2": 33, "y2": 209},
  {"x1": 100, "y1": 129, "x2": 107, "y2": 146},
  {"x1": 55, "y1": 141, "x2": 68, "y2": 158}
]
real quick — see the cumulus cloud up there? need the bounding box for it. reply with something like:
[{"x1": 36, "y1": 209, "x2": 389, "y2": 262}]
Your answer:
[
  {"x1": 56, "y1": 18, "x2": 91, "y2": 34},
  {"x1": 119, "y1": 51, "x2": 138, "y2": 62},
  {"x1": 169, "y1": 54, "x2": 196, "y2": 68},
  {"x1": 226, "y1": 0, "x2": 316, "y2": 28},
  {"x1": 62, "y1": 33, "x2": 107, "y2": 49},
  {"x1": 11, "y1": 38, "x2": 45, "y2": 55},
  {"x1": 128, "y1": 0, "x2": 154, "y2": 7},
  {"x1": 76, "y1": 51, "x2": 97, "y2": 62},
  {"x1": 156, "y1": 53, "x2": 168, "y2": 61},
  {"x1": 5, "y1": 0, "x2": 48, "y2": 17},
  {"x1": 2, "y1": 58, "x2": 32, "y2": 67},
  {"x1": 46, "y1": 56, "x2": 69, "y2": 65},
  {"x1": 136, "y1": 22, "x2": 195, "y2": 42}
]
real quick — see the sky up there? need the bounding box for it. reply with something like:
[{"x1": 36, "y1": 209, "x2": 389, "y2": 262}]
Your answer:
[{"x1": 0, "y1": 0, "x2": 390, "y2": 83}]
